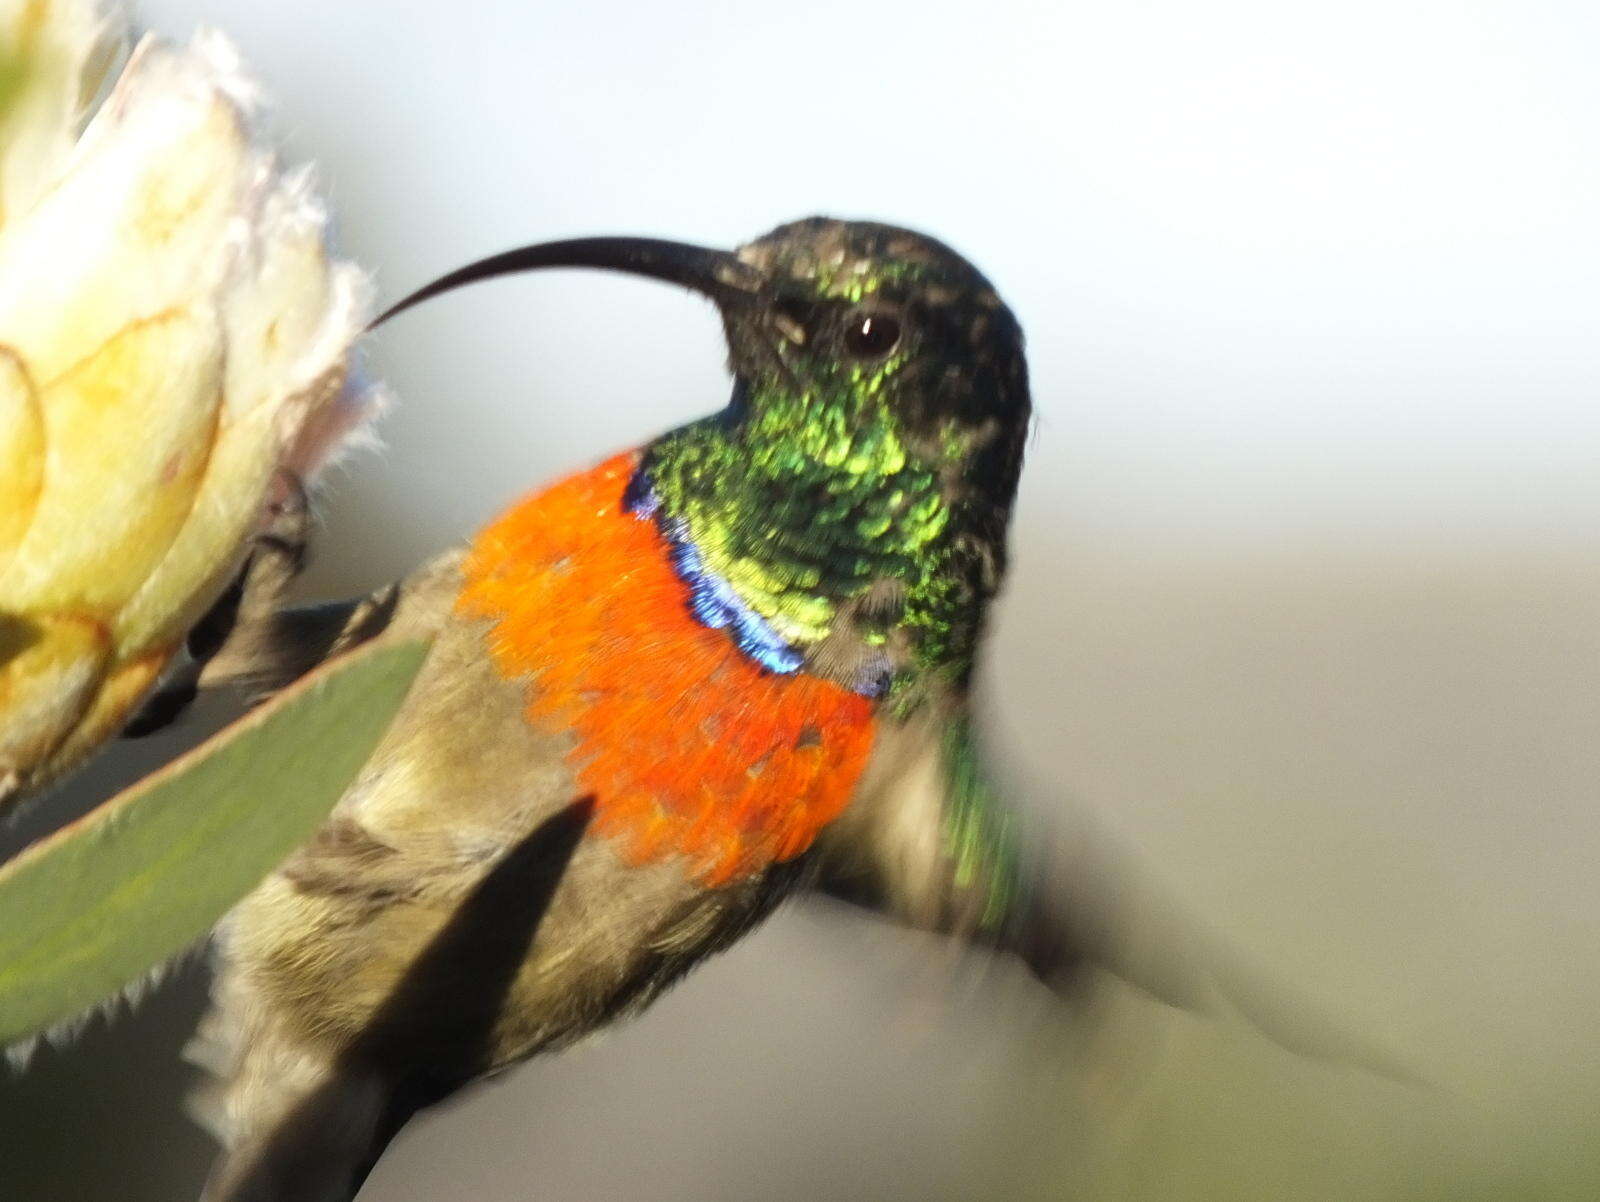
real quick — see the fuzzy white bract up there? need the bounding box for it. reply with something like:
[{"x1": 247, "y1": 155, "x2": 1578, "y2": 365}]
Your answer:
[{"x1": 0, "y1": 0, "x2": 383, "y2": 805}]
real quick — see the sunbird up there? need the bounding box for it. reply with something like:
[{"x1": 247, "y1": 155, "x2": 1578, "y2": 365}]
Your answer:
[
  {"x1": 0, "y1": 7, "x2": 1403, "y2": 1198},
  {"x1": 164, "y1": 218, "x2": 1402, "y2": 1202}
]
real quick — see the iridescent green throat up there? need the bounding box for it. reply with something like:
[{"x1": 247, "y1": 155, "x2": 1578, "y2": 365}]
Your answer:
[{"x1": 637, "y1": 375, "x2": 974, "y2": 692}]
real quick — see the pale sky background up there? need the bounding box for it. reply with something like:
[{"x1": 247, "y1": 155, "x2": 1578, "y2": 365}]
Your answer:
[{"x1": 4, "y1": 2, "x2": 1600, "y2": 1199}]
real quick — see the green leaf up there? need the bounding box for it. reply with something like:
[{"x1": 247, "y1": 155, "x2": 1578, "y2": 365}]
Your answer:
[{"x1": 0, "y1": 637, "x2": 429, "y2": 1047}]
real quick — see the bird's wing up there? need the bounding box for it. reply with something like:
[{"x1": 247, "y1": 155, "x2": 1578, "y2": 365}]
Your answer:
[{"x1": 810, "y1": 700, "x2": 1418, "y2": 1084}]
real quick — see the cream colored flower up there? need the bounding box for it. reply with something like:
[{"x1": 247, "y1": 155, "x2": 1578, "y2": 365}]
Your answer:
[{"x1": 0, "y1": 0, "x2": 382, "y2": 805}]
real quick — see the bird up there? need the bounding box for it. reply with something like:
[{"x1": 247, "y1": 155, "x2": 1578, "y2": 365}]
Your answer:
[{"x1": 168, "y1": 217, "x2": 1407, "y2": 1202}]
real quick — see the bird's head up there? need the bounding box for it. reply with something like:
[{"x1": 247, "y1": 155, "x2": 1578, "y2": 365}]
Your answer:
[
  {"x1": 718, "y1": 218, "x2": 1031, "y2": 509},
  {"x1": 378, "y1": 217, "x2": 1033, "y2": 695}
]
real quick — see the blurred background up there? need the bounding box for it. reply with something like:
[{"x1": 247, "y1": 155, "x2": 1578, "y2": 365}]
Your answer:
[{"x1": 4, "y1": 0, "x2": 1600, "y2": 1197}]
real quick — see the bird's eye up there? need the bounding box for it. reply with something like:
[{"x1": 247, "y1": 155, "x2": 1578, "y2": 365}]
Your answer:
[{"x1": 844, "y1": 308, "x2": 902, "y2": 358}]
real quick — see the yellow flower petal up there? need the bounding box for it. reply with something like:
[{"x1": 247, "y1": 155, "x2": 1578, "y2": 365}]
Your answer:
[
  {"x1": 0, "y1": 0, "x2": 123, "y2": 230},
  {"x1": 0, "y1": 306, "x2": 223, "y2": 615},
  {"x1": 0, "y1": 344, "x2": 42, "y2": 573},
  {"x1": 0, "y1": 613, "x2": 106, "y2": 790},
  {"x1": 0, "y1": 6, "x2": 383, "y2": 804}
]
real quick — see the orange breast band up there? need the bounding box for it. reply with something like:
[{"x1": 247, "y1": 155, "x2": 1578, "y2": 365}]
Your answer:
[{"x1": 457, "y1": 452, "x2": 875, "y2": 886}]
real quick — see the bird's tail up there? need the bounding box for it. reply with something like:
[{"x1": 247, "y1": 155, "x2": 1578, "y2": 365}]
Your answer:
[
  {"x1": 186, "y1": 967, "x2": 414, "y2": 1202},
  {"x1": 196, "y1": 1069, "x2": 399, "y2": 1202}
]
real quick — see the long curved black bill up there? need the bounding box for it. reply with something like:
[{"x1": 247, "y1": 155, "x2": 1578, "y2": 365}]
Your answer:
[{"x1": 370, "y1": 237, "x2": 761, "y2": 329}]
